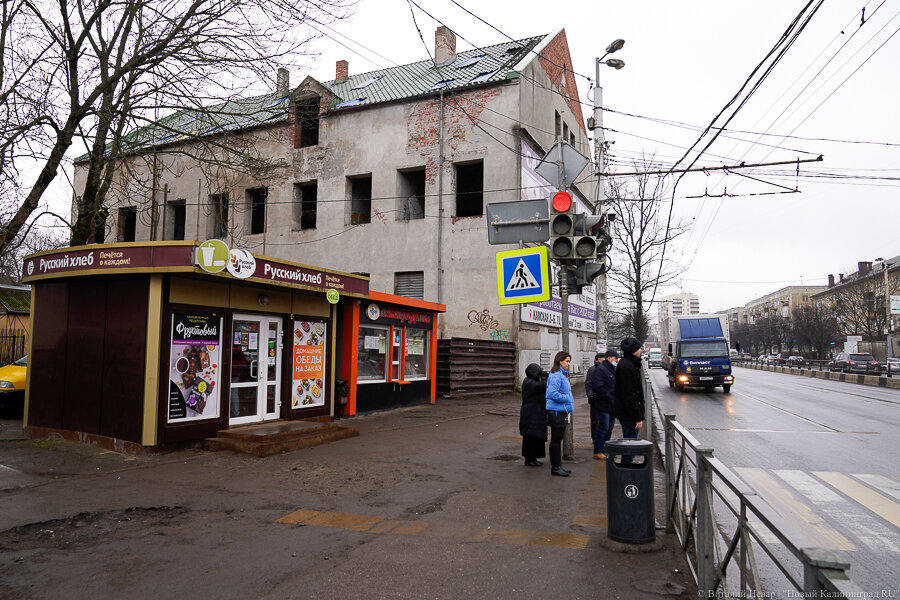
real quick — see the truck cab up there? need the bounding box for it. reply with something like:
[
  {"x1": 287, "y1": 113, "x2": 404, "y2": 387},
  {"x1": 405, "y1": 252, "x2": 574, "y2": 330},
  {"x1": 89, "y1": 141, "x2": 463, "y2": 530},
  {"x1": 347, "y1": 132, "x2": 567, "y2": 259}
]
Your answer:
[
  {"x1": 662, "y1": 315, "x2": 734, "y2": 393},
  {"x1": 648, "y1": 348, "x2": 662, "y2": 368}
]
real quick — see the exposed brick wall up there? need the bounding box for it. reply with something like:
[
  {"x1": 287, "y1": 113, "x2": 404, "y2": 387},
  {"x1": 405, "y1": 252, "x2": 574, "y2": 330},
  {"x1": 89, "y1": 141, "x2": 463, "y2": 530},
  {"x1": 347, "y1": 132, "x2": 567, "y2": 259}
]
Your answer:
[
  {"x1": 406, "y1": 87, "x2": 502, "y2": 156},
  {"x1": 537, "y1": 30, "x2": 585, "y2": 134}
]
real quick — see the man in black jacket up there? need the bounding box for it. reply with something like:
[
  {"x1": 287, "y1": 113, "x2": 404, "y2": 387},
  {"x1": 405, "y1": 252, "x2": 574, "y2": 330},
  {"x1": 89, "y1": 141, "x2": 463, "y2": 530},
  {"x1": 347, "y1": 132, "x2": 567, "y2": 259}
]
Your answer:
[
  {"x1": 589, "y1": 350, "x2": 618, "y2": 459},
  {"x1": 614, "y1": 337, "x2": 645, "y2": 440}
]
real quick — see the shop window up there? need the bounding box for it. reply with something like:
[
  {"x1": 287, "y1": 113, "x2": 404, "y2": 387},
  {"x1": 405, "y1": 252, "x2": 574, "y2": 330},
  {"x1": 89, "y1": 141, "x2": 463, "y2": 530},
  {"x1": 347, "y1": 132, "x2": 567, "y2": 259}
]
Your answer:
[
  {"x1": 455, "y1": 161, "x2": 483, "y2": 217},
  {"x1": 404, "y1": 329, "x2": 428, "y2": 380},
  {"x1": 358, "y1": 326, "x2": 388, "y2": 382},
  {"x1": 394, "y1": 271, "x2": 424, "y2": 300},
  {"x1": 247, "y1": 187, "x2": 267, "y2": 235},
  {"x1": 296, "y1": 96, "x2": 320, "y2": 148},
  {"x1": 118, "y1": 207, "x2": 136, "y2": 242},
  {"x1": 398, "y1": 168, "x2": 425, "y2": 221},
  {"x1": 293, "y1": 181, "x2": 317, "y2": 230},
  {"x1": 348, "y1": 175, "x2": 372, "y2": 225},
  {"x1": 210, "y1": 193, "x2": 229, "y2": 239},
  {"x1": 164, "y1": 199, "x2": 186, "y2": 240}
]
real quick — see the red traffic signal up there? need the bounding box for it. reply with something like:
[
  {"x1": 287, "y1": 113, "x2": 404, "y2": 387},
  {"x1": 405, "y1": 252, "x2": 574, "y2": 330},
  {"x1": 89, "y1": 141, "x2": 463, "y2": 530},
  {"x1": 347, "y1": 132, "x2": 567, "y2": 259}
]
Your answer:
[{"x1": 551, "y1": 191, "x2": 572, "y2": 212}]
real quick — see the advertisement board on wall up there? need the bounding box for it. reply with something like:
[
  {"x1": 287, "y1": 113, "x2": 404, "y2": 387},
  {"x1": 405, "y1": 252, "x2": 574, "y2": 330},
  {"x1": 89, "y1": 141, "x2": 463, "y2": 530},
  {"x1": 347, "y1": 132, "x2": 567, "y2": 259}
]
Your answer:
[
  {"x1": 520, "y1": 284, "x2": 597, "y2": 333},
  {"x1": 292, "y1": 320, "x2": 327, "y2": 408},
  {"x1": 167, "y1": 313, "x2": 222, "y2": 422}
]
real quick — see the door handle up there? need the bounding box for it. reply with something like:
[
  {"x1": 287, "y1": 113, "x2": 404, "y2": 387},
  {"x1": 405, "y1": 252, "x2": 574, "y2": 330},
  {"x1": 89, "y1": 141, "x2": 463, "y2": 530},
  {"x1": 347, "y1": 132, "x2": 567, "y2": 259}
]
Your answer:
[{"x1": 250, "y1": 360, "x2": 258, "y2": 379}]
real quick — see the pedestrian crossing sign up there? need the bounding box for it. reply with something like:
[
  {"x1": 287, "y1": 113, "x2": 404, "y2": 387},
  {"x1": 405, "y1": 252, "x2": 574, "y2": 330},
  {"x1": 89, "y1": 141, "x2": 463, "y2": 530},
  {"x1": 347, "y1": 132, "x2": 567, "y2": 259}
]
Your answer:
[{"x1": 496, "y1": 246, "x2": 550, "y2": 305}]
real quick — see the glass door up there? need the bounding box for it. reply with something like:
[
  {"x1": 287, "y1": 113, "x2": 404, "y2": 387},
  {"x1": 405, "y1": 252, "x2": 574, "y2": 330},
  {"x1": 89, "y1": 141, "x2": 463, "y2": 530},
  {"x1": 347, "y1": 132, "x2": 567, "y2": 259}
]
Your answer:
[{"x1": 230, "y1": 314, "x2": 282, "y2": 425}]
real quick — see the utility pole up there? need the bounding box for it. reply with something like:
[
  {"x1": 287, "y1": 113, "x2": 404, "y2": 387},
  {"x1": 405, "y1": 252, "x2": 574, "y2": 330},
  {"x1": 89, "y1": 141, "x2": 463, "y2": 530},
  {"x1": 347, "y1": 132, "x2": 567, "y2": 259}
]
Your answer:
[
  {"x1": 593, "y1": 59, "x2": 608, "y2": 354},
  {"x1": 556, "y1": 137, "x2": 575, "y2": 461}
]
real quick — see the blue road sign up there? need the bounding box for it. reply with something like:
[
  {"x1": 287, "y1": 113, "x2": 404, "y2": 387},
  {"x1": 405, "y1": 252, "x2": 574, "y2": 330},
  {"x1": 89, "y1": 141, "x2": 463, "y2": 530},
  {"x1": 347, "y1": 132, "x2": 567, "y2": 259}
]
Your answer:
[{"x1": 496, "y1": 246, "x2": 550, "y2": 305}]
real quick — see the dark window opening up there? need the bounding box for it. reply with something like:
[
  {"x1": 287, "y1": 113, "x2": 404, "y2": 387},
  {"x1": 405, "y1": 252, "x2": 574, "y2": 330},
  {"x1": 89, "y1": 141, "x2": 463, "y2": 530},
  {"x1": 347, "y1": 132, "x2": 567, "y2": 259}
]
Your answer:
[
  {"x1": 555, "y1": 111, "x2": 561, "y2": 138},
  {"x1": 248, "y1": 187, "x2": 267, "y2": 235},
  {"x1": 210, "y1": 193, "x2": 229, "y2": 239},
  {"x1": 398, "y1": 168, "x2": 426, "y2": 221},
  {"x1": 165, "y1": 199, "x2": 186, "y2": 240},
  {"x1": 570, "y1": 131, "x2": 576, "y2": 146},
  {"x1": 455, "y1": 162, "x2": 483, "y2": 217},
  {"x1": 395, "y1": 271, "x2": 424, "y2": 300},
  {"x1": 296, "y1": 96, "x2": 320, "y2": 148},
  {"x1": 563, "y1": 122, "x2": 569, "y2": 143},
  {"x1": 118, "y1": 207, "x2": 137, "y2": 242},
  {"x1": 349, "y1": 175, "x2": 372, "y2": 225},
  {"x1": 293, "y1": 182, "x2": 318, "y2": 230}
]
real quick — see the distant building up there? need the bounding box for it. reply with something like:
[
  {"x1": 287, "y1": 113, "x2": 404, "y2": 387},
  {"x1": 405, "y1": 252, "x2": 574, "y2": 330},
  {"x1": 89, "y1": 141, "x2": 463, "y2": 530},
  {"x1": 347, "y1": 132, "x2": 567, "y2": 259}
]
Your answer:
[
  {"x1": 812, "y1": 256, "x2": 900, "y2": 337},
  {"x1": 657, "y1": 293, "x2": 699, "y2": 327},
  {"x1": 739, "y1": 285, "x2": 826, "y2": 325}
]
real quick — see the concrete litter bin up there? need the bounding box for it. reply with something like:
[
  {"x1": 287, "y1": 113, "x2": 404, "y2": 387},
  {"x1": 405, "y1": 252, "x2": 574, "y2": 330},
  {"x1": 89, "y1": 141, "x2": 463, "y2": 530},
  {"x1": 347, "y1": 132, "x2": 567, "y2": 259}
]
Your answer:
[{"x1": 605, "y1": 438, "x2": 655, "y2": 544}]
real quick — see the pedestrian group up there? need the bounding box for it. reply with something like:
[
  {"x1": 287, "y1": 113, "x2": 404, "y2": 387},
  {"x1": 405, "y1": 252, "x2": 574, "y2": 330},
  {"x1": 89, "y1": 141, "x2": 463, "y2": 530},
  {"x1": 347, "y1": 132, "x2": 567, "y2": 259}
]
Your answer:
[{"x1": 518, "y1": 336, "x2": 646, "y2": 477}]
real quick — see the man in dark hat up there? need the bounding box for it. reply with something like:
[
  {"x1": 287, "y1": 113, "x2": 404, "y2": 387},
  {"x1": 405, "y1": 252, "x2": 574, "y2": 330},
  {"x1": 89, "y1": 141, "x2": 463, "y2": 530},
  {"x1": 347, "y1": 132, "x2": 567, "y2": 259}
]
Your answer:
[
  {"x1": 589, "y1": 350, "x2": 619, "y2": 458},
  {"x1": 614, "y1": 337, "x2": 645, "y2": 440}
]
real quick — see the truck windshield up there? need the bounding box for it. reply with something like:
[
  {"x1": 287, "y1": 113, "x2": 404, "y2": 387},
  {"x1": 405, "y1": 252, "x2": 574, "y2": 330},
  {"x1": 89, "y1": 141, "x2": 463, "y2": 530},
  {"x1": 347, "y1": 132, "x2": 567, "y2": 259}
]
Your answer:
[{"x1": 680, "y1": 341, "x2": 729, "y2": 358}]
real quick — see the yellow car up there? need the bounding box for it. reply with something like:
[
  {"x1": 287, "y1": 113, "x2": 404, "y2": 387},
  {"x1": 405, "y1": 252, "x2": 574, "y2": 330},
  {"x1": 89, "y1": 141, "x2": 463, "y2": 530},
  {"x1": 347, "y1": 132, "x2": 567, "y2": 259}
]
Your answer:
[{"x1": 0, "y1": 356, "x2": 26, "y2": 416}]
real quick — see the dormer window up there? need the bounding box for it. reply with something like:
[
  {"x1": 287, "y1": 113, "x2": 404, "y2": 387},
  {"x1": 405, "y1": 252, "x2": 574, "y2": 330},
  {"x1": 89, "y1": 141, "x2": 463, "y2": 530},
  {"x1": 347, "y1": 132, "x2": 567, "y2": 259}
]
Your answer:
[{"x1": 295, "y1": 96, "x2": 320, "y2": 148}]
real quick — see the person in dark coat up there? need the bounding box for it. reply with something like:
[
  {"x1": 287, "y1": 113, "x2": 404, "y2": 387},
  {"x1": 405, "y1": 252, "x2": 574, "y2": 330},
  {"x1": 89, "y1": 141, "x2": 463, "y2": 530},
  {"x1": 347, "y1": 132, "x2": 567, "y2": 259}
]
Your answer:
[
  {"x1": 519, "y1": 363, "x2": 548, "y2": 466},
  {"x1": 614, "y1": 337, "x2": 645, "y2": 440},
  {"x1": 589, "y1": 350, "x2": 618, "y2": 458}
]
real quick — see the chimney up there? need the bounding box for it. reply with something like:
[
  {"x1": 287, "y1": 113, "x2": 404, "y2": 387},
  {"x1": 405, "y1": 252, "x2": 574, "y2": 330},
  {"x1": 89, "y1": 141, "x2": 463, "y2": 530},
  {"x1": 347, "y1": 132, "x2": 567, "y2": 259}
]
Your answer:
[
  {"x1": 839, "y1": 273, "x2": 845, "y2": 283},
  {"x1": 828, "y1": 274, "x2": 834, "y2": 288},
  {"x1": 858, "y1": 261, "x2": 872, "y2": 275},
  {"x1": 276, "y1": 68, "x2": 290, "y2": 96},
  {"x1": 434, "y1": 26, "x2": 456, "y2": 66},
  {"x1": 336, "y1": 60, "x2": 349, "y2": 82}
]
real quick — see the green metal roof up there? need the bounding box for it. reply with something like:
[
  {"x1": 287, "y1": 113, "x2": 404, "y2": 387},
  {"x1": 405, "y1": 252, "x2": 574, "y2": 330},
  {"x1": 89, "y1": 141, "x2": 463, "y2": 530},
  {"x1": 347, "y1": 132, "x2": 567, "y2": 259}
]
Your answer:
[
  {"x1": 0, "y1": 286, "x2": 30, "y2": 314},
  {"x1": 75, "y1": 34, "x2": 546, "y2": 161}
]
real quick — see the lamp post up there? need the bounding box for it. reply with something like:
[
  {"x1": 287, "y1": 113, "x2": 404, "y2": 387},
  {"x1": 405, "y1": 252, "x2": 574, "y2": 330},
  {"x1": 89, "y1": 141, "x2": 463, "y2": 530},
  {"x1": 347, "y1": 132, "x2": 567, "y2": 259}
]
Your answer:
[
  {"x1": 876, "y1": 257, "x2": 893, "y2": 359},
  {"x1": 592, "y1": 39, "x2": 625, "y2": 356}
]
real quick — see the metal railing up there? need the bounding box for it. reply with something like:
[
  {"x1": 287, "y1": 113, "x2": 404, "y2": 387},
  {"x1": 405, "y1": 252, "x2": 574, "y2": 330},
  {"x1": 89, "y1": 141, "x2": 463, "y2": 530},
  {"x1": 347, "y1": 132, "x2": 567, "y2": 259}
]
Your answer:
[
  {"x1": 735, "y1": 357, "x2": 900, "y2": 377},
  {"x1": 646, "y1": 372, "x2": 866, "y2": 598}
]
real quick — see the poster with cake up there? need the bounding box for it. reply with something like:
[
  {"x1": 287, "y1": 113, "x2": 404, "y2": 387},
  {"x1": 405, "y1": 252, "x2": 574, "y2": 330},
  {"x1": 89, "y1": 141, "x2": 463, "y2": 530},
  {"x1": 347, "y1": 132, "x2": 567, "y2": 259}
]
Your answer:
[
  {"x1": 167, "y1": 313, "x2": 222, "y2": 422},
  {"x1": 292, "y1": 319, "x2": 326, "y2": 408}
]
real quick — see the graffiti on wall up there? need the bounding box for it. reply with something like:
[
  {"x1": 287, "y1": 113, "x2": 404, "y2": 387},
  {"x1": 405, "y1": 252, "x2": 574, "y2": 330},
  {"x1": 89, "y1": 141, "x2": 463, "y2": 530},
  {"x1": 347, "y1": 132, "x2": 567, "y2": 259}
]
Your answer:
[{"x1": 467, "y1": 308, "x2": 499, "y2": 332}]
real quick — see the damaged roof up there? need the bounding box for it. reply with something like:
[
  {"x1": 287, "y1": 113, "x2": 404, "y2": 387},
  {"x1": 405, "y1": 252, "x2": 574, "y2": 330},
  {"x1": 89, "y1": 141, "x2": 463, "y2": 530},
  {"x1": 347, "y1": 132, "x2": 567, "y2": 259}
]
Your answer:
[
  {"x1": 76, "y1": 34, "x2": 547, "y2": 161},
  {"x1": 0, "y1": 285, "x2": 30, "y2": 314}
]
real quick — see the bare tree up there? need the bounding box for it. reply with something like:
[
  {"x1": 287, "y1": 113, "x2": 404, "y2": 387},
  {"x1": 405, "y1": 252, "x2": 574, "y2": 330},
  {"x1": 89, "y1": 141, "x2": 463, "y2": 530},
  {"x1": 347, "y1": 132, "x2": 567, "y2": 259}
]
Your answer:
[
  {"x1": 605, "y1": 157, "x2": 689, "y2": 342},
  {"x1": 0, "y1": 0, "x2": 355, "y2": 252},
  {"x1": 791, "y1": 305, "x2": 840, "y2": 359}
]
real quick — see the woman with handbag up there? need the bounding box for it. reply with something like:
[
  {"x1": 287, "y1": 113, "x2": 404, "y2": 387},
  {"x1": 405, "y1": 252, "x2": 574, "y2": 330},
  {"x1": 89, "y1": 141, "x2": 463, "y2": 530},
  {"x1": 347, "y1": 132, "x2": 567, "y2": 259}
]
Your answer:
[
  {"x1": 519, "y1": 363, "x2": 548, "y2": 467},
  {"x1": 545, "y1": 351, "x2": 574, "y2": 477}
]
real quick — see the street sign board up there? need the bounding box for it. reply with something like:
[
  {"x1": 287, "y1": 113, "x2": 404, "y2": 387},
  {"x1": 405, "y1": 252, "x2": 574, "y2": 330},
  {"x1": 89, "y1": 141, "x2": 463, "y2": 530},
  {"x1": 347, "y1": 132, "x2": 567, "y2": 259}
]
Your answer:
[
  {"x1": 891, "y1": 295, "x2": 900, "y2": 314},
  {"x1": 535, "y1": 141, "x2": 590, "y2": 190},
  {"x1": 485, "y1": 198, "x2": 550, "y2": 245},
  {"x1": 496, "y1": 246, "x2": 550, "y2": 305}
]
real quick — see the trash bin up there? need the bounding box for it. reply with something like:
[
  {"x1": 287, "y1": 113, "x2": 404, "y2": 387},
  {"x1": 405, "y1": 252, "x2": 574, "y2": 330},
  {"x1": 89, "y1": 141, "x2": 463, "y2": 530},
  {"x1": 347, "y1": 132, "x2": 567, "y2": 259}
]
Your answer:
[{"x1": 605, "y1": 438, "x2": 655, "y2": 544}]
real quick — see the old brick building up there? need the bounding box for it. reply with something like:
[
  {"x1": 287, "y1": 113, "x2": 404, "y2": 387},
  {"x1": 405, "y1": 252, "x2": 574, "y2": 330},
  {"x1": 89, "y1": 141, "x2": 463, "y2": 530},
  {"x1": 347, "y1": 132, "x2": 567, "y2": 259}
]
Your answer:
[{"x1": 74, "y1": 27, "x2": 598, "y2": 393}]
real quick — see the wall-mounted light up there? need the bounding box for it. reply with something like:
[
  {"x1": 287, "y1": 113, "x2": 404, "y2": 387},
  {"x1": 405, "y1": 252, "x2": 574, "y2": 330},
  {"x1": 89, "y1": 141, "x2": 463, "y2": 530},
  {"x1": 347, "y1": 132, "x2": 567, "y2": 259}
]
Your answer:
[{"x1": 258, "y1": 293, "x2": 270, "y2": 307}]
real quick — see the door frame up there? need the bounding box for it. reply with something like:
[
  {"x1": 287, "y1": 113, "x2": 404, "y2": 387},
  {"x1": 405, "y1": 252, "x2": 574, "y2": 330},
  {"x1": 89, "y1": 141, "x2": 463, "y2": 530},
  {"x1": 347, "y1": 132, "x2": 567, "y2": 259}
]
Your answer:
[{"x1": 229, "y1": 313, "x2": 283, "y2": 426}]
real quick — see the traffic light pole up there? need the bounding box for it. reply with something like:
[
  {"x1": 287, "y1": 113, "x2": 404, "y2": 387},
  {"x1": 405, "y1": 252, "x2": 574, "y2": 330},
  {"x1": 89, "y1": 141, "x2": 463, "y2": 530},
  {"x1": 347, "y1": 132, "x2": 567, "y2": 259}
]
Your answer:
[
  {"x1": 556, "y1": 138, "x2": 575, "y2": 461},
  {"x1": 593, "y1": 60, "x2": 609, "y2": 354}
]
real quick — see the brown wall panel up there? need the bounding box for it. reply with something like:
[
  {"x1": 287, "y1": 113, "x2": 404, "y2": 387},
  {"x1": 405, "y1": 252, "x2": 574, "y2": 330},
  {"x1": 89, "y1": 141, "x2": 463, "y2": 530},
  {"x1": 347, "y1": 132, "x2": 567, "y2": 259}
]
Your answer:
[
  {"x1": 62, "y1": 280, "x2": 107, "y2": 434},
  {"x1": 28, "y1": 283, "x2": 70, "y2": 428},
  {"x1": 100, "y1": 279, "x2": 149, "y2": 442}
]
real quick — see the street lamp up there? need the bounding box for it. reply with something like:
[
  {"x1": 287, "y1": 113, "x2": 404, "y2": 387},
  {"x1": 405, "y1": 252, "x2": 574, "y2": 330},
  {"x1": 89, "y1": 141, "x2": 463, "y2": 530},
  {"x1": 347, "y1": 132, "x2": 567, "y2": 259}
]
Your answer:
[{"x1": 876, "y1": 257, "x2": 893, "y2": 359}]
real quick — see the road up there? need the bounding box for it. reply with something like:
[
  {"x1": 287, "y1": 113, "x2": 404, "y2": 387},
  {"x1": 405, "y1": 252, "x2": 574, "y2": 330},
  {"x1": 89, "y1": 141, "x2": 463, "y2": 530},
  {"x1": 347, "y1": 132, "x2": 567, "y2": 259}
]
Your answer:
[{"x1": 649, "y1": 365, "x2": 900, "y2": 596}]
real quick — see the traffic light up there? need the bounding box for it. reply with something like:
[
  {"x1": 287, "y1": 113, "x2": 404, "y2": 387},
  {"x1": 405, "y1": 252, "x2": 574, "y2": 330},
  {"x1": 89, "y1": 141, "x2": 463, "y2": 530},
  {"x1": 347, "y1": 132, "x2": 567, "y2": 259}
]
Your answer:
[
  {"x1": 573, "y1": 214, "x2": 603, "y2": 259},
  {"x1": 549, "y1": 191, "x2": 575, "y2": 261},
  {"x1": 573, "y1": 259, "x2": 610, "y2": 286},
  {"x1": 564, "y1": 268, "x2": 583, "y2": 296}
]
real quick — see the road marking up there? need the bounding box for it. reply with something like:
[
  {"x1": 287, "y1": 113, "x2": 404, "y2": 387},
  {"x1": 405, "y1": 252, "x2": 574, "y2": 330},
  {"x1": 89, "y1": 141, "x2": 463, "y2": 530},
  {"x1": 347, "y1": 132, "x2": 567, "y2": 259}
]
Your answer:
[
  {"x1": 475, "y1": 528, "x2": 589, "y2": 550},
  {"x1": 776, "y1": 470, "x2": 900, "y2": 553},
  {"x1": 852, "y1": 473, "x2": 900, "y2": 504},
  {"x1": 276, "y1": 509, "x2": 428, "y2": 536},
  {"x1": 0, "y1": 464, "x2": 22, "y2": 473},
  {"x1": 735, "y1": 467, "x2": 855, "y2": 551},
  {"x1": 814, "y1": 472, "x2": 900, "y2": 529}
]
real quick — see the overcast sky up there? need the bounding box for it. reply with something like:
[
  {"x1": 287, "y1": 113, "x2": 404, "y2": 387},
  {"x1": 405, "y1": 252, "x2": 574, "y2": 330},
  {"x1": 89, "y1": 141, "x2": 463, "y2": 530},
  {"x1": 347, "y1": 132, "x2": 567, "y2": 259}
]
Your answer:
[{"x1": 294, "y1": 0, "x2": 899, "y2": 315}]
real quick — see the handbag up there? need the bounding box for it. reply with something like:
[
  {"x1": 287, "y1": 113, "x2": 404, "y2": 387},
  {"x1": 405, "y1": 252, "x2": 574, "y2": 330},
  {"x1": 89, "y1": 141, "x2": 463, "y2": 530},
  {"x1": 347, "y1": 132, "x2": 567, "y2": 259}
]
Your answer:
[{"x1": 546, "y1": 410, "x2": 569, "y2": 429}]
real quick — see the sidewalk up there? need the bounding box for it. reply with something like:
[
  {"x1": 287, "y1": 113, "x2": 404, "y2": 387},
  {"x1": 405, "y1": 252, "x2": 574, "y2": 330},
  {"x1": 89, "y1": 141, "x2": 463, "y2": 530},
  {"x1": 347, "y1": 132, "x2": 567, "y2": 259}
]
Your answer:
[{"x1": 0, "y1": 391, "x2": 695, "y2": 600}]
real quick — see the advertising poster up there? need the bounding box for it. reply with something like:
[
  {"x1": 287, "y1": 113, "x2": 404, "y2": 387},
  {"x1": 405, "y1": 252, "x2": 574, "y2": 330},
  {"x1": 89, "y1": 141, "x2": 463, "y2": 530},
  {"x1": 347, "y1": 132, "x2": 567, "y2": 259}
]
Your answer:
[
  {"x1": 168, "y1": 314, "x2": 222, "y2": 422},
  {"x1": 292, "y1": 319, "x2": 326, "y2": 408}
]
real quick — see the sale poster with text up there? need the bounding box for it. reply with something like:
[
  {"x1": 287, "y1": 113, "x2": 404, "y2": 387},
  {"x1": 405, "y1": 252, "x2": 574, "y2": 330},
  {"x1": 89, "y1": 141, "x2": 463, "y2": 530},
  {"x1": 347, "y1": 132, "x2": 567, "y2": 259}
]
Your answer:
[{"x1": 292, "y1": 319, "x2": 326, "y2": 408}]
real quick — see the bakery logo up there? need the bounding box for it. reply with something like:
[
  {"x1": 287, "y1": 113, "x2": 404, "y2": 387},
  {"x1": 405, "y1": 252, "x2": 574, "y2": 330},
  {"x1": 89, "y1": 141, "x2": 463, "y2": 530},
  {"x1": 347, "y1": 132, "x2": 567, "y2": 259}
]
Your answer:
[
  {"x1": 226, "y1": 248, "x2": 256, "y2": 279},
  {"x1": 366, "y1": 303, "x2": 380, "y2": 321},
  {"x1": 197, "y1": 239, "x2": 229, "y2": 273},
  {"x1": 26, "y1": 260, "x2": 34, "y2": 276}
]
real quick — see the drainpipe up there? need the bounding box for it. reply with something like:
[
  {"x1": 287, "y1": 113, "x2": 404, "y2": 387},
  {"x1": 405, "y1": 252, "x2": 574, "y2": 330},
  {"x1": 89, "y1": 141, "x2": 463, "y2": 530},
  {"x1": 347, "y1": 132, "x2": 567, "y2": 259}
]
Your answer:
[{"x1": 437, "y1": 88, "x2": 445, "y2": 305}]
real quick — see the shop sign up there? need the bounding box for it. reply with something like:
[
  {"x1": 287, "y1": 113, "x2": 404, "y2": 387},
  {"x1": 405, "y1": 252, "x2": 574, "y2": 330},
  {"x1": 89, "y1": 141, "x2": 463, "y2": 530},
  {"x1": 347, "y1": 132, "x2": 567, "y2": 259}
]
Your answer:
[
  {"x1": 291, "y1": 320, "x2": 327, "y2": 408},
  {"x1": 226, "y1": 248, "x2": 256, "y2": 279},
  {"x1": 326, "y1": 289, "x2": 340, "y2": 304},
  {"x1": 22, "y1": 245, "x2": 178, "y2": 280},
  {"x1": 521, "y1": 289, "x2": 597, "y2": 334},
  {"x1": 257, "y1": 257, "x2": 368, "y2": 296},
  {"x1": 362, "y1": 304, "x2": 432, "y2": 328},
  {"x1": 167, "y1": 313, "x2": 222, "y2": 423},
  {"x1": 196, "y1": 240, "x2": 229, "y2": 273}
]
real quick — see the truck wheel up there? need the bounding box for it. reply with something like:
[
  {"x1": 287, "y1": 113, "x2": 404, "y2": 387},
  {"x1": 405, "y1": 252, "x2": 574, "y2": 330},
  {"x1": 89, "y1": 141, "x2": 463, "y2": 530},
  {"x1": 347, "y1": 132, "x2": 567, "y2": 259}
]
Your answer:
[
  {"x1": 675, "y1": 381, "x2": 684, "y2": 392},
  {"x1": 722, "y1": 385, "x2": 731, "y2": 393},
  {"x1": 668, "y1": 379, "x2": 674, "y2": 388}
]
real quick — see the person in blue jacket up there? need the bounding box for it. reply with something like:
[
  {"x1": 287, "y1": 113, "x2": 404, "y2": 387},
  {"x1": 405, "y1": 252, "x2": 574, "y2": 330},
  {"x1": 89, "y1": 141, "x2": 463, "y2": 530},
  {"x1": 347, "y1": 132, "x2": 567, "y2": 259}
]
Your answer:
[{"x1": 545, "y1": 351, "x2": 574, "y2": 477}]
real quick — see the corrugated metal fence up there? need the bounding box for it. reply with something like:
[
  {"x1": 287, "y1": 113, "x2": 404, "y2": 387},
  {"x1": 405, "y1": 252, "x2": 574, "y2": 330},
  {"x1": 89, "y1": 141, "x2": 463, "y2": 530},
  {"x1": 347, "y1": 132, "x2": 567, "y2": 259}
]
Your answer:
[{"x1": 436, "y1": 337, "x2": 516, "y2": 397}]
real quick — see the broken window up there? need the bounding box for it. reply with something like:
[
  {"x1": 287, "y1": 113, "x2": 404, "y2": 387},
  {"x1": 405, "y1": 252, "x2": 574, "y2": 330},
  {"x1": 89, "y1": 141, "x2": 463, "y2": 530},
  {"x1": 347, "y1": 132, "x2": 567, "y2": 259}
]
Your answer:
[
  {"x1": 394, "y1": 271, "x2": 424, "y2": 300},
  {"x1": 210, "y1": 193, "x2": 229, "y2": 239},
  {"x1": 118, "y1": 207, "x2": 137, "y2": 242},
  {"x1": 398, "y1": 168, "x2": 426, "y2": 221},
  {"x1": 248, "y1": 187, "x2": 267, "y2": 235},
  {"x1": 293, "y1": 181, "x2": 318, "y2": 231},
  {"x1": 348, "y1": 175, "x2": 372, "y2": 225},
  {"x1": 555, "y1": 111, "x2": 561, "y2": 138},
  {"x1": 455, "y1": 161, "x2": 483, "y2": 217},
  {"x1": 563, "y1": 122, "x2": 569, "y2": 144},
  {"x1": 164, "y1": 199, "x2": 186, "y2": 241},
  {"x1": 570, "y1": 131, "x2": 576, "y2": 147},
  {"x1": 296, "y1": 96, "x2": 320, "y2": 148}
]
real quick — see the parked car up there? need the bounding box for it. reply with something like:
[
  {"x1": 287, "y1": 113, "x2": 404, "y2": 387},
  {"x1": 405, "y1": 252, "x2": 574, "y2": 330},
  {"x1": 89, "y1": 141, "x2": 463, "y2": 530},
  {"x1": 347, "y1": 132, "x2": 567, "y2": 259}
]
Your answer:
[
  {"x1": 786, "y1": 355, "x2": 806, "y2": 367},
  {"x1": 757, "y1": 355, "x2": 770, "y2": 365},
  {"x1": 739, "y1": 352, "x2": 752, "y2": 362},
  {"x1": 886, "y1": 357, "x2": 900, "y2": 375},
  {"x1": 828, "y1": 352, "x2": 882, "y2": 374},
  {"x1": 774, "y1": 353, "x2": 790, "y2": 365},
  {"x1": 0, "y1": 355, "x2": 27, "y2": 417}
]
